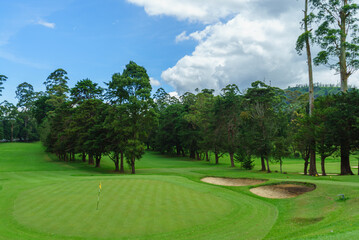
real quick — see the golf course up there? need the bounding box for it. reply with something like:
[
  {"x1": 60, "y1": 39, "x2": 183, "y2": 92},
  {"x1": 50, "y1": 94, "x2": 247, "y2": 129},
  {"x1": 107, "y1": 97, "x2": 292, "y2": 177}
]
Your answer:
[{"x1": 1, "y1": 142, "x2": 359, "y2": 240}]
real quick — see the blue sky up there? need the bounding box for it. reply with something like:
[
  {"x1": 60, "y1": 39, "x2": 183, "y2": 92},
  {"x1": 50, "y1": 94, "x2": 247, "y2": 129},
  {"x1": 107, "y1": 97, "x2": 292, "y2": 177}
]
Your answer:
[
  {"x1": 1, "y1": 0, "x2": 356, "y2": 104},
  {"x1": 0, "y1": 0, "x2": 202, "y2": 103}
]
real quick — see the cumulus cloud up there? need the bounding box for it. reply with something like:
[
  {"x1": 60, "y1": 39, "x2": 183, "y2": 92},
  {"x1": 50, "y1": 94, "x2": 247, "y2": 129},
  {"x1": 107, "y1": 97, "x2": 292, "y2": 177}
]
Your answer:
[
  {"x1": 37, "y1": 20, "x2": 55, "y2": 29},
  {"x1": 129, "y1": 0, "x2": 355, "y2": 94},
  {"x1": 127, "y1": 0, "x2": 299, "y2": 23},
  {"x1": 127, "y1": 0, "x2": 251, "y2": 23},
  {"x1": 150, "y1": 77, "x2": 161, "y2": 87},
  {"x1": 162, "y1": 11, "x2": 306, "y2": 93}
]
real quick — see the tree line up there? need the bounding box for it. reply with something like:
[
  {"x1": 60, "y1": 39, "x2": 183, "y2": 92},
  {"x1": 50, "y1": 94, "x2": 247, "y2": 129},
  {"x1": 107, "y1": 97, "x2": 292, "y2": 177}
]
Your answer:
[{"x1": 1, "y1": 62, "x2": 359, "y2": 175}]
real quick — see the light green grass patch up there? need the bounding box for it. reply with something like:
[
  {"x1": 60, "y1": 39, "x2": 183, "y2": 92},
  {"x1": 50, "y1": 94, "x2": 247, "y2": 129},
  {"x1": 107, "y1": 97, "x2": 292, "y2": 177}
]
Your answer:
[
  {"x1": 12, "y1": 175, "x2": 277, "y2": 240},
  {"x1": 13, "y1": 178, "x2": 234, "y2": 238}
]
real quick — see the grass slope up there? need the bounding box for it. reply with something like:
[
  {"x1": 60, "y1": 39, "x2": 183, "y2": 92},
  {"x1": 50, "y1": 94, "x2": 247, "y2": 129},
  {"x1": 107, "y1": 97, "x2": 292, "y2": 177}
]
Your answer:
[{"x1": 0, "y1": 142, "x2": 359, "y2": 239}]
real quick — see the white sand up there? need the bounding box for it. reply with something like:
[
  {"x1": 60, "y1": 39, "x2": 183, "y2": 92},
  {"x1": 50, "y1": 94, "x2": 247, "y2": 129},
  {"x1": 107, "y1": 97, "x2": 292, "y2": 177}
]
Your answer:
[
  {"x1": 250, "y1": 184, "x2": 315, "y2": 199},
  {"x1": 201, "y1": 177, "x2": 266, "y2": 186}
]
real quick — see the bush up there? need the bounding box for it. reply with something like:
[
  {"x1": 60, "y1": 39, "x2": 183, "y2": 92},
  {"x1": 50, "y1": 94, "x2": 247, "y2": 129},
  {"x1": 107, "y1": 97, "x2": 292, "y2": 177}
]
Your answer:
[{"x1": 235, "y1": 151, "x2": 254, "y2": 170}]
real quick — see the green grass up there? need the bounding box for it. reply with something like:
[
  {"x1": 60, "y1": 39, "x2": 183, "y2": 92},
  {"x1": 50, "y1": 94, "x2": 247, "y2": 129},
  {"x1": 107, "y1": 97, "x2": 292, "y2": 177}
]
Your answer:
[{"x1": 1, "y1": 142, "x2": 359, "y2": 239}]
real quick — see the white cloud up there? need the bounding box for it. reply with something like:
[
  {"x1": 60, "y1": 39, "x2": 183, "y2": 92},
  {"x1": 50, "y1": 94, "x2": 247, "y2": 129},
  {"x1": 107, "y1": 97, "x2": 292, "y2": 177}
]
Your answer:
[
  {"x1": 127, "y1": 0, "x2": 251, "y2": 23},
  {"x1": 162, "y1": 11, "x2": 305, "y2": 93},
  {"x1": 130, "y1": 0, "x2": 357, "y2": 94},
  {"x1": 150, "y1": 77, "x2": 161, "y2": 87},
  {"x1": 37, "y1": 20, "x2": 55, "y2": 29},
  {"x1": 169, "y1": 91, "x2": 180, "y2": 99},
  {"x1": 127, "y1": 0, "x2": 297, "y2": 24},
  {"x1": 175, "y1": 31, "x2": 190, "y2": 43}
]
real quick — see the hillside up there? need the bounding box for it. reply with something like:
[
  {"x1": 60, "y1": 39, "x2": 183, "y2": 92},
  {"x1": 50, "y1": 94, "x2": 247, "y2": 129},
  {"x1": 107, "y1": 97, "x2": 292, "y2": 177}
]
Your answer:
[{"x1": 286, "y1": 84, "x2": 342, "y2": 98}]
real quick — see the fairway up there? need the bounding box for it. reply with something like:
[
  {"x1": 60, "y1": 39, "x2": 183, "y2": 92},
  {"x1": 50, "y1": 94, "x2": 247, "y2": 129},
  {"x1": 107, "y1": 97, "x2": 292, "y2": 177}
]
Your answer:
[{"x1": 1, "y1": 142, "x2": 359, "y2": 239}]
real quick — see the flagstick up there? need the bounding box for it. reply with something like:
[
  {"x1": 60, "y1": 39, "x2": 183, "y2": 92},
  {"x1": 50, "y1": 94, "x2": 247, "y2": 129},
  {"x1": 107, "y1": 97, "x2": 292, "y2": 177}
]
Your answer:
[{"x1": 97, "y1": 182, "x2": 101, "y2": 210}]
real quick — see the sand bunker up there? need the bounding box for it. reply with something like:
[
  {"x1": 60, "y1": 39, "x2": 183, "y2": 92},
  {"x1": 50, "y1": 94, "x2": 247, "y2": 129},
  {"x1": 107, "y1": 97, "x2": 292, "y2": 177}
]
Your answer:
[
  {"x1": 201, "y1": 177, "x2": 267, "y2": 186},
  {"x1": 250, "y1": 183, "x2": 316, "y2": 199}
]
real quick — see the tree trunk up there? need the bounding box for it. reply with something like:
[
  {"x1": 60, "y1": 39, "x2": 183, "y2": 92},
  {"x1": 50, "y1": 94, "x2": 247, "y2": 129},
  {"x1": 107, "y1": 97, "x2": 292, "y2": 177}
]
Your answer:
[
  {"x1": 181, "y1": 148, "x2": 186, "y2": 157},
  {"x1": 340, "y1": 139, "x2": 353, "y2": 175},
  {"x1": 229, "y1": 152, "x2": 235, "y2": 167},
  {"x1": 10, "y1": 123, "x2": 14, "y2": 142},
  {"x1": 196, "y1": 152, "x2": 200, "y2": 160},
  {"x1": 176, "y1": 145, "x2": 180, "y2": 155},
  {"x1": 205, "y1": 152, "x2": 209, "y2": 162},
  {"x1": 215, "y1": 152, "x2": 219, "y2": 164},
  {"x1": 266, "y1": 156, "x2": 271, "y2": 173},
  {"x1": 120, "y1": 151, "x2": 124, "y2": 173},
  {"x1": 95, "y1": 155, "x2": 101, "y2": 168},
  {"x1": 321, "y1": 154, "x2": 327, "y2": 176},
  {"x1": 82, "y1": 152, "x2": 86, "y2": 162},
  {"x1": 190, "y1": 150, "x2": 195, "y2": 159},
  {"x1": 304, "y1": 156, "x2": 309, "y2": 175},
  {"x1": 114, "y1": 153, "x2": 120, "y2": 172},
  {"x1": 131, "y1": 157, "x2": 135, "y2": 174},
  {"x1": 114, "y1": 160, "x2": 119, "y2": 172},
  {"x1": 24, "y1": 117, "x2": 28, "y2": 142},
  {"x1": 339, "y1": 2, "x2": 348, "y2": 93},
  {"x1": 308, "y1": 144, "x2": 318, "y2": 176},
  {"x1": 304, "y1": 0, "x2": 315, "y2": 116},
  {"x1": 260, "y1": 155, "x2": 266, "y2": 171},
  {"x1": 88, "y1": 154, "x2": 94, "y2": 165},
  {"x1": 280, "y1": 159, "x2": 283, "y2": 174}
]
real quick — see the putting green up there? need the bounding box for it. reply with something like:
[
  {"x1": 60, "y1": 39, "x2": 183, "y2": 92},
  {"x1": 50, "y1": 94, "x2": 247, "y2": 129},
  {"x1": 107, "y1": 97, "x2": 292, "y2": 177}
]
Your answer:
[
  {"x1": 12, "y1": 176, "x2": 277, "y2": 239},
  {"x1": 13, "y1": 178, "x2": 234, "y2": 238}
]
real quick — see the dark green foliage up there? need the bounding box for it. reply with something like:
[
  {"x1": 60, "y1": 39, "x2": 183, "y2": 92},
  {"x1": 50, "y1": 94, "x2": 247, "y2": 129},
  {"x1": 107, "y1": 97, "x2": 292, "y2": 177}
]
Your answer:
[
  {"x1": 0, "y1": 101, "x2": 18, "y2": 141},
  {"x1": 70, "y1": 78, "x2": 103, "y2": 103},
  {"x1": 44, "y1": 68, "x2": 69, "y2": 97},
  {"x1": 15, "y1": 82, "x2": 38, "y2": 142},
  {"x1": 244, "y1": 81, "x2": 288, "y2": 172},
  {"x1": 106, "y1": 61, "x2": 156, "y2": 173},
  {"x1": 15, "y1": 82, "x2": 35, "y2": 110},
  {"x1": 32, "y1": 95, "x2": 54, "y2": 125},
  {"x1": 155, "y1": 103, "x2": 185, "y2": 154},
  {"x1": 313, "y1": 90, "x2": 359, "y2": 175},
  {"x1": 215, "y1": 84, "x2": 243, "y2": 167},
  {"x1": 286, "y1": 84, "x2": 342, "y2": 98},
  {"x1": 0, "y1": 74, "x2": 7, "y2": 97},
  {"x1": 235, "y1": 148, "x2": 254, "y2": 170}
]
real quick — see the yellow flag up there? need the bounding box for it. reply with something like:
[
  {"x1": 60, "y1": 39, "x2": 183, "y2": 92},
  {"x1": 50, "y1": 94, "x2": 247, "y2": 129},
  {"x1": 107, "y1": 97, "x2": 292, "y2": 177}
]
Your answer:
[{"x1": 99, "y1": 182, "x2": 102, "y2": 190}]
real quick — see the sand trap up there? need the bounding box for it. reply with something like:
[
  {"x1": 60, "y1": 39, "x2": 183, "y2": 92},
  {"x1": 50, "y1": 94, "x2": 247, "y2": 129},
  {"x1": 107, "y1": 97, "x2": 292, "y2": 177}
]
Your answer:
[
  {"x1": 250, "y1": 183, "x2": 315, "y2": 199},
  {"x1": 201, "y1": 177, "x2": 267, "y2": 186}
]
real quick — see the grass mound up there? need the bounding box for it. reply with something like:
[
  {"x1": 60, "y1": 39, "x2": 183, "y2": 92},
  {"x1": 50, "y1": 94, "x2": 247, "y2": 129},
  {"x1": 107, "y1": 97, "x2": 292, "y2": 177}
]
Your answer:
[
  {"x1": 250, "y1": 182, "x2": 316, "y2": 199},
  {"x1": 201, "y1": 177, "x2": 267, "y2": 186}
]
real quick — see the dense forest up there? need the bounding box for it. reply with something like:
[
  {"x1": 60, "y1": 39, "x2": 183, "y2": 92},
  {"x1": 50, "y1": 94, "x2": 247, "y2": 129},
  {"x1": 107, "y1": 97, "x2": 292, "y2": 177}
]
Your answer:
[{"x1": 1, "y1": 61, "x2": 359, "y2": 176}]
